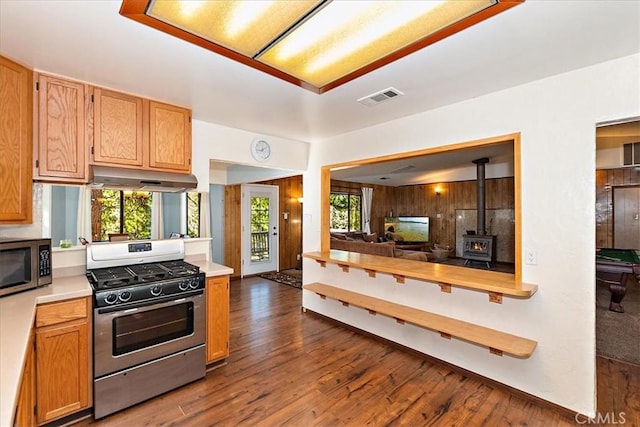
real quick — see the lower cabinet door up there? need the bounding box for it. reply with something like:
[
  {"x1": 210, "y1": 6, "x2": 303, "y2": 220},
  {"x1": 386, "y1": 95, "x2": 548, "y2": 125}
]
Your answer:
[
  {"x1": 35, "y1": 321, "x2": 89, "y2": 424},
  {"x1": 206, "y1": 276, "x2": 230, "y2": 364},
  {"x1": 15, "y1": 332, "x2": 35, "y2": 427}
]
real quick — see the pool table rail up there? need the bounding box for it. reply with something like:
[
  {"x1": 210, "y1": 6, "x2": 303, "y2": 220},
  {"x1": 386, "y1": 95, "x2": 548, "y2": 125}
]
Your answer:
[{"x1": 595, "y1": 248, "x2": 640, "y2": 313}]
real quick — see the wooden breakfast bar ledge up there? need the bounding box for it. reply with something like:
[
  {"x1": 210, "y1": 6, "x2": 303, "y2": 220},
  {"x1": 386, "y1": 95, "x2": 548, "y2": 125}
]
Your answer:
[
  {"x1": 303, "y1": 250, "x2": 538, "y2": 358},
  {"x1": 304, "y1": 250, "x2": 538, "y2": 302}
]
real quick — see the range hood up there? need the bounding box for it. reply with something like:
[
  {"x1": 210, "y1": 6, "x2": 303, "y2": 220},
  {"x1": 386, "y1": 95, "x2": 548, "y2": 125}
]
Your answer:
[{"x1": 91, "y1": 166, "x2": 197, "y2": 193}]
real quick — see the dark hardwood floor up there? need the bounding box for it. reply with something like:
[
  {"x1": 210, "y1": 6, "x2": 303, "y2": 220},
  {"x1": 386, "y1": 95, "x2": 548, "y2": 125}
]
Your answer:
[{"x1": 77, "y1": 276, "x2": 639, "y2": 426}]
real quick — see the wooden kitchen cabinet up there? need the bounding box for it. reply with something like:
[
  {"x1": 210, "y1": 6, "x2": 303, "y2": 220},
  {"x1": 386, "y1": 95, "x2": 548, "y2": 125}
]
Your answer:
[
  {"x1": 14, "y1": 332, "x2": 36, "y2": 427},
  {"x1": 0, "y1": 55, "x2": 33, "y2": 224},
  {"x1": 34, "y1": 73, "x2": 88, "y2": 182},
  {"x1": 35, "y1": 297, "x2": 91, "y2": 425},
  {"x1": 206, "y1": 276, "x2": 230, "y2": 364},
  {"x1": 91, "y1": 87, "x2": 144, "y2": 167},
  {"x1": 91, "y1": 89, "x2": 192, "y2": 173},
  {"x1": 148, "y1": 101, "x2": 192, "y2": 172}
]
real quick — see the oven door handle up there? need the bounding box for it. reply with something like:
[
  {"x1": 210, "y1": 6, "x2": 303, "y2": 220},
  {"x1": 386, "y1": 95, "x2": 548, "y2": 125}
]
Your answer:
[{"x1": 96, "y1": 289, "x2": 203, "y2": 315}]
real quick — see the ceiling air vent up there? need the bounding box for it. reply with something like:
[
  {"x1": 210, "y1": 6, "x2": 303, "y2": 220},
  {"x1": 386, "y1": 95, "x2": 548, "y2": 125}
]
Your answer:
[{"x1": 357, "y1": 87, "x2": 404, "y2": 107}]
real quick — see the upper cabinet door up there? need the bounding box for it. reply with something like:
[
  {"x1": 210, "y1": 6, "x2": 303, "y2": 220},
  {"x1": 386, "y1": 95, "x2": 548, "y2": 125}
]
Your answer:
[
  {"x1": 0, "y1": 55, "x2": 33, "y2": 224},
  {"x1": 92, "y1": 88, "x2": 144, "y2": 167},
  {"x1": 36, "y1": 74, "x2": 87, "y2": 181},
  {"x1": 149, "y1": 101, "x2": 192, "y2": 172}
]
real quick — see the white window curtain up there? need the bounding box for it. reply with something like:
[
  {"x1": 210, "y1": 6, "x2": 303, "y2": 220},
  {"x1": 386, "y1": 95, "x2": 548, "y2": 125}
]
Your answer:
[
  {"x1": 151, "y1": 192, "x2": 164, "y2": 240},
  {"x1": 200, "y1": 192, "x2": 211, "y2": 238},
  {"x1": 77, "y1": 186, "x2": 92, "y2": 242},
  {"x1": 361, "y1": 187, "x2": 373, "y2": 234}
]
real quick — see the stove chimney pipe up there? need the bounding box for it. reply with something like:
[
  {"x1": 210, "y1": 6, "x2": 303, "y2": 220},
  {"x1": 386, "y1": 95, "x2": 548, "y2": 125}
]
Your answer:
[{"x1": 473, "y1": 157, "x2": 490, "y2": 235}]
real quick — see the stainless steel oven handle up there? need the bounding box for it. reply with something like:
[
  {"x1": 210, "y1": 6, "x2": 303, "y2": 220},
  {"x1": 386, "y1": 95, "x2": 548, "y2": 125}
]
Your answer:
[{"x1": 96, "y1": 290, "x2": 203, "y2": 315}]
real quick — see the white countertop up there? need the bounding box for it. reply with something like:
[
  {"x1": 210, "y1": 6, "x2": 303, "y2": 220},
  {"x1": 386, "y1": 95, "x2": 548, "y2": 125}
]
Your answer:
[
  {"x1": 0, "y1": 258, "x2": 232, "y2": 426},
  {"x1": 185, "y1": 256, "x2": 234, "y2": 277}
]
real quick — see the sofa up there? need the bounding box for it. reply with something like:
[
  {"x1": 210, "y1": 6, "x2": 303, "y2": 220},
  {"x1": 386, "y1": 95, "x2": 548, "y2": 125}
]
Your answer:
[{"x1": 330, "y1": 232, "x2": 433, "y2": 262}]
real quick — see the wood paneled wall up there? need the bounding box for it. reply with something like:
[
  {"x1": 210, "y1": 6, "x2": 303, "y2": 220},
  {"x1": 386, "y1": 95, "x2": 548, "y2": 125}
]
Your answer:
[
  {"x1": 224, "y1": 175, "x2": 303, "y2": 278},
  {"x1": 596, "y1": 167, "x2": 640, "y2": 248},
  {"x1": 259, "y1": 175, "x2": 303, "y2": 271},
  {"x1": 332, "y1": 177, "x2": 515, "y2": 252},
  {"x1": 224, "y1": 185, "x2": 242, "y2": 278}
]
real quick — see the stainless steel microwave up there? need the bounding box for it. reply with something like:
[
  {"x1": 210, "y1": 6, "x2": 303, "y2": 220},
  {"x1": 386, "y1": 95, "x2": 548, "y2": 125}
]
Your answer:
[{"x1": 0, "y1": 238, "x2": 52, "y2": 297}]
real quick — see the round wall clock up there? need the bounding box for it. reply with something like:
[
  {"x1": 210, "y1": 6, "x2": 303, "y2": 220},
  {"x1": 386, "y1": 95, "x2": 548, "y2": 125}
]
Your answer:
[{"x1": 250, "y1": 138, "x2": 271, "y2": 162}]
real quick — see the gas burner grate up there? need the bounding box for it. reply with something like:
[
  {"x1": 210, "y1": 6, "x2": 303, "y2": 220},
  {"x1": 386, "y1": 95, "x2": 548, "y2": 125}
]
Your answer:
[
  {"x1": 160, "y1": 260, "x2": 200, "y2": 277},
  {"x1": 127, "y1": 263, "x2": 170, "y2": 282},
  {"x1": 89, "y1": 267, "x2": 136, "y2": 289},
  {"x1": 87, "y1": 260, "x2": 201, "y2": 291}
]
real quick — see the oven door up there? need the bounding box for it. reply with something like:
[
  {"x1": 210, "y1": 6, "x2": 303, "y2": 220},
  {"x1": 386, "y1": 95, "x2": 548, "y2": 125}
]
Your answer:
[{"x1": 94, "y1": 291, "x2": 205, "y2": 378}]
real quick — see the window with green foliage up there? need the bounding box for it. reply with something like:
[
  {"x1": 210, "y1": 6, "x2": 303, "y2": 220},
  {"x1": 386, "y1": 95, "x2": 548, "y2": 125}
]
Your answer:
[
  {"x1": 91, "y1": 190, "x2": 152, "y2": 241},
  {"x1": 250, "y1": 196, "x2": 270, "y2": 261},
  {"x1": 186, "y1": 192, "x2": 201, "y2": 238},
  {"x1": 330, "y1": 193, "x2": 361, "y2": 232},
  {"x1": 90, "y1": 190, "x2": 203, "y2": 242}
]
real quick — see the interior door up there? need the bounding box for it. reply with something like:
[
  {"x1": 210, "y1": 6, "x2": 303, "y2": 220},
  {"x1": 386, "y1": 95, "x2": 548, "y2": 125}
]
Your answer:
[
  {"x1": 241, "y1": 184, "x2": 279, "y2": 276},
  {"x1": 613, "y1": 186, "x2": 640, "y2": 249}
]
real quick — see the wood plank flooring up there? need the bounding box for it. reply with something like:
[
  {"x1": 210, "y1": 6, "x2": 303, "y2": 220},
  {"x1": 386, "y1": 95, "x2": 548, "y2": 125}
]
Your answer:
[{"x1": 76, "y1": 276, "x2": 639, "y2": 426}]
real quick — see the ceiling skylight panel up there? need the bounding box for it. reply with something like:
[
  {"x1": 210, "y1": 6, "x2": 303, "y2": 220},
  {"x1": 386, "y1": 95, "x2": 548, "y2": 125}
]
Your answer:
[{"x1": 121, "y1": 0, "x2": 520, "y2": 93}]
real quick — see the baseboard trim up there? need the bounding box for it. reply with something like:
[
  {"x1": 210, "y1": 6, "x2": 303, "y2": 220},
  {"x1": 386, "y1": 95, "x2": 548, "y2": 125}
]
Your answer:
[
  {"x1": 303, "y1": 308, "x2": 584, "y2": 423},
  {"x1": 43, "y1": 408, "x2": 93, "y2": 427},
  {"x1": 206, "y1": 358, "x2": 228, "y2": 372}
]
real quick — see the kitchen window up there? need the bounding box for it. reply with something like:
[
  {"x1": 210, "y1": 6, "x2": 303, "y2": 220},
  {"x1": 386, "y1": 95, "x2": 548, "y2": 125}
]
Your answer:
[
  {"x1": 91, "y1": 189, "x2": 153, "y2": 241},
  {"x1": 90, "y1": 190, "x2": 202, "y2": 241}
]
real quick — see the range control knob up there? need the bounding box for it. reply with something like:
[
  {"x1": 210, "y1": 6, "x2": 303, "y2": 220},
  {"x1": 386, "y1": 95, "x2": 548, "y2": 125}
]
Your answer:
[
  {"x1": 105, "y1": 293, "x2": 118, "y2": 305},
  {"x1": 119, "y1": 290, "x2": 132, "y2": 302},
  {"x1": 150, "y1": 285, "x2": 162, "y2": 296},
  {"x1": 189, "y1": 278, "x2": 200, "y2": 289},
  {"x1": 178, "y1": 281, "x2": 189, "y2": 291}
]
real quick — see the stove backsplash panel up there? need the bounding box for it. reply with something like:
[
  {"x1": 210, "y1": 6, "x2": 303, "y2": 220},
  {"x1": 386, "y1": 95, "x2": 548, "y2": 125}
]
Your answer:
[{"x1": 454, "y1": 208, "x2": 515, "y2": 263}]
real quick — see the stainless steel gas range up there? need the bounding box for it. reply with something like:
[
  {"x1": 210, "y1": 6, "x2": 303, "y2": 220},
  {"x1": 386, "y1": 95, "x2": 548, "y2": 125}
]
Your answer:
[{"x1": 86, "y1": 239, "x2": 206, "y2": 419}]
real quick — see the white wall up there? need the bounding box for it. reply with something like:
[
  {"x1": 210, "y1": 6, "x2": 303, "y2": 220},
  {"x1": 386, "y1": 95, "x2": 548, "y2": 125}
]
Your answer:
[
  {"x1": 226, "y1": 164, "x2": 301, "y2": 185},
  {"x1": 302, "y1": 53, "x2": 640, "y2": 417},
  {"x1": 192, "y1": 119, "x2": 310, "y2": 192}
]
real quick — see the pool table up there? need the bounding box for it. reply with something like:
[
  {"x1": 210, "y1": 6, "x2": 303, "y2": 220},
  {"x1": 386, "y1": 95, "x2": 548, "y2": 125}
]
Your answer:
[{"x1": 596, "y1": 248, "x2": 640, "y2": 313}]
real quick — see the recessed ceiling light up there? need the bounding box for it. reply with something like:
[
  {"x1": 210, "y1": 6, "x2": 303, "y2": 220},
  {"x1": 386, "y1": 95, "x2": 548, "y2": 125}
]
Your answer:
[{"x1": 120, "y1": 0, "x2": 523, "y2": 94}]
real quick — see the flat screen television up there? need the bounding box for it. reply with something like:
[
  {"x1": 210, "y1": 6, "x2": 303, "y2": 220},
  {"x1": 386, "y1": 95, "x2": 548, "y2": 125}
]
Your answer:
[{"x1": 384, "y1": 216, "x2": 430, "y2": 243}]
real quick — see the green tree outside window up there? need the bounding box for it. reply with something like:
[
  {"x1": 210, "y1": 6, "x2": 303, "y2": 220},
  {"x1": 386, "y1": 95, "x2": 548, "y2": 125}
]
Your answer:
[
  {"x1": 330, "y1": 193, "x2": 361, "y2": 232},
  {"x1": 91, "y1": 190, "x2": 202, "y2": 241},
  {"x1": 186, "y1": 192, "x2": 201, "y2": 238},
  {"x1": 91, "y1": 189, "x2": 152, "y2": 241}
]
